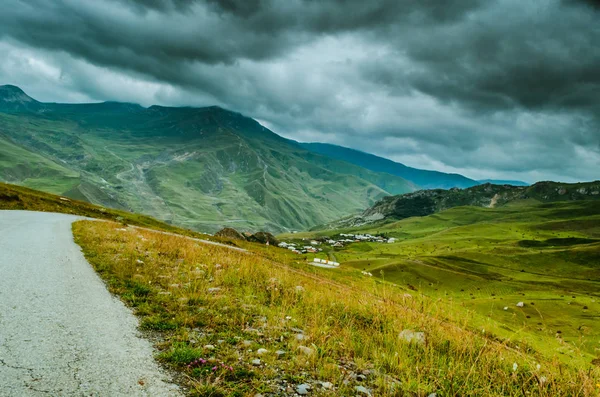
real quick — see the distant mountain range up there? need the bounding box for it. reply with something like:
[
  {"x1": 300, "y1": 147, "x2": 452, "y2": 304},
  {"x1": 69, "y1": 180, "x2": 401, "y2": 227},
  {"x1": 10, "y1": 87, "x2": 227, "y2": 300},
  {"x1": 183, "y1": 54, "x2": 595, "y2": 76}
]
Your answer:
[
  {"x1": 320, "y1": 180, "x2": 600, "y2": 230},
  {"x1": 476, "y1": 179, "x2": 529, "y2": 186},
  {"x1": 0, "y1": 84, "x2": 527, "y2": 233},
  {"x1": 0, "y1": 85, "x2": 419, "y2": 232},
  {"x1": 297, "y1": 142, "x2": 528, "y2": 188}
]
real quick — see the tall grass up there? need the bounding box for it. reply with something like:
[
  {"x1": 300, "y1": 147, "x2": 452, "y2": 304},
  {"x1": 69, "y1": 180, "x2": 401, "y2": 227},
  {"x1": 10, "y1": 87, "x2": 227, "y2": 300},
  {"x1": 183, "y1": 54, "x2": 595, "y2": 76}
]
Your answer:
[{"x1": 73, "y1": 220, "x2": 599, "y2": 396}]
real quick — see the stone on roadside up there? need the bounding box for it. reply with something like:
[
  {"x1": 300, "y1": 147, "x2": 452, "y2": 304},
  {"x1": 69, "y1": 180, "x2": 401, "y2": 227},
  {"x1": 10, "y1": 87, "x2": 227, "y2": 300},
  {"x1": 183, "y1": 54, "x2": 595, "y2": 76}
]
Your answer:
[
  {"x1": 297, "y1": 383, "x2": 311, "y2": 395},
  {"x1": 275, "y1": 350, "x2": 286, "y2": 358},
  {"x1": 320, "y1": 381, "x2": 333, "y2": 389},
  {"x1": 297, "y1": 345, "x2": 314, "y2": 356},
  {"x1": 355, "y1": 385, "x2": 371, "y2": 396},
  {"x1": 398, "y1": 329, "x2": 426, "y2": 345}
]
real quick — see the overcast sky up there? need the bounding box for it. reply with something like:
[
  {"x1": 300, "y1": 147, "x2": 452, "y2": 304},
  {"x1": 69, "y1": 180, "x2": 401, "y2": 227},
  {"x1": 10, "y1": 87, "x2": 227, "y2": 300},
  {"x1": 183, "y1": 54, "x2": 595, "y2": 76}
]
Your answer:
[{"x1": 1, "y1": 0, "x2": 599, "y2": 183}]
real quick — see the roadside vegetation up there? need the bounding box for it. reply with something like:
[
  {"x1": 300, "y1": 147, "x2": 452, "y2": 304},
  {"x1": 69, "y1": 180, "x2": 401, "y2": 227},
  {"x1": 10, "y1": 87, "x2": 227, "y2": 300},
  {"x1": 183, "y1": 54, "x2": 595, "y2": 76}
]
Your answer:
[{"x1": 73, "y1": 219, "x2": 599, "y2": 396}]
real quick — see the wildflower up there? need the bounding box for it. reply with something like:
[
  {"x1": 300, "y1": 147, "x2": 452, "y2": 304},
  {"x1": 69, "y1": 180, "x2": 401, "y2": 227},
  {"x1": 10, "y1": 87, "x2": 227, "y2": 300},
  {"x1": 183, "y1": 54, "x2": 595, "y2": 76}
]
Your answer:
[
  {"x1": 536, "y1": 364, "x2": 541, "y2": 371},
  {"x1": 512, "y1": 363, "x2": 518, "y2": 372}
]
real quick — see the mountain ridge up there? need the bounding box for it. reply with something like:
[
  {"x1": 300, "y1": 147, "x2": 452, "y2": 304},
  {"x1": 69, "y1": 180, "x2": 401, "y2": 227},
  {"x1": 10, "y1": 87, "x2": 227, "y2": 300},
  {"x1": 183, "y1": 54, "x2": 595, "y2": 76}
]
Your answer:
[
  {"x1": 0, "y1": 85, "x2": 417, "y2": 233},
  {"x1": 319, "y1": 180, "x2": 600, "y2": 230},
  {"x1": 298, "y1": 142, "x2": 480, "y2": 189}
]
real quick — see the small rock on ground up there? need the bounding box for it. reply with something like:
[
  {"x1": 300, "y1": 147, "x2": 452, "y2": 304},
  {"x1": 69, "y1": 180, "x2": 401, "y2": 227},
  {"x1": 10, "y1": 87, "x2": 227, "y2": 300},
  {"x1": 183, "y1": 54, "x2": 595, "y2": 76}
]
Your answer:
[
  {"x1": 320, "y1": 381, "x2": 333, "y2": 389},
  {"x1": 297, "y1": 383, "x2": 311, "y2": 395},
  {"x1": 355, "y1": 385, "x2": 371, "y2": 396},
  {"x1": 398, "y1": 329, "x2": 426, "y2": 345},
  {"x1": 297, "y1": 346, "x2": 314, "y2": 356}
]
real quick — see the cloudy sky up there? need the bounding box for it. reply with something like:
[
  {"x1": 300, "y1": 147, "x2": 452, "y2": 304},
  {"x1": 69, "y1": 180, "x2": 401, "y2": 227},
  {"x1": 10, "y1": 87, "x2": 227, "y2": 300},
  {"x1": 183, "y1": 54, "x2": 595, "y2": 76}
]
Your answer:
[{"x1": 1, "y1": 0, "x2": 599, "y2": 183}]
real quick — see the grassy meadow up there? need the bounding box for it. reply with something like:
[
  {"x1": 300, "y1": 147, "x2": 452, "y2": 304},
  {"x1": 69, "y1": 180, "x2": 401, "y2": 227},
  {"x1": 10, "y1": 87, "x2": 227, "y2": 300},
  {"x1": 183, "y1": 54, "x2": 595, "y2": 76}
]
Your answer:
[
  {"x1": 279, "y1": 200, "x2": 600, "y2": 369},
  {"x1": 72, "y1": 219, "x2": 600, "y2": 396}
]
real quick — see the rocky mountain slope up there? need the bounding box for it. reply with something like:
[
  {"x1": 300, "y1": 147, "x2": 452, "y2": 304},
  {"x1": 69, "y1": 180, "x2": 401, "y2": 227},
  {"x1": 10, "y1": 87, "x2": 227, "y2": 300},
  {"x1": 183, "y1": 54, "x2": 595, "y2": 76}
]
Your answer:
[
  {"x1": 0, "y1": 85, "x2": 417, "y2": 233},
  {"x1": 323, "y1": 181, "x2": 600, "y2": 229}
]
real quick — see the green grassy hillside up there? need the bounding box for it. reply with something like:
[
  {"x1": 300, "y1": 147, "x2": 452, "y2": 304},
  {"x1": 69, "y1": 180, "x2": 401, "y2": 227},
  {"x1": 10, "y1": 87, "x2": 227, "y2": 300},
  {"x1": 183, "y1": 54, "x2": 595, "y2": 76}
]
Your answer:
[
  {"x1": 0, "y1": 136, "x2": 80, "y2": 194},
  {"x1": 0, "y1": 181, "x2": 208, "y2": 236},
  {"x1": 324, "y1": 180, "x2": 600, "y2": 229},
  {"x1": 0, "y1": 86, "x2": 416, "y2": 233},
  {"x1": 279, "y1": 200, "x2": 600, "y2": 366}
]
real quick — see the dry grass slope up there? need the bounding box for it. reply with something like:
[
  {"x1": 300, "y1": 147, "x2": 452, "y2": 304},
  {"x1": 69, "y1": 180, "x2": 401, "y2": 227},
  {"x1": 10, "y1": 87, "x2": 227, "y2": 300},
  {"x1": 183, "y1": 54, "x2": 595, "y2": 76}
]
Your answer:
[{"x1": 73, "y1": 220, "x2": 599, "y2": 396}]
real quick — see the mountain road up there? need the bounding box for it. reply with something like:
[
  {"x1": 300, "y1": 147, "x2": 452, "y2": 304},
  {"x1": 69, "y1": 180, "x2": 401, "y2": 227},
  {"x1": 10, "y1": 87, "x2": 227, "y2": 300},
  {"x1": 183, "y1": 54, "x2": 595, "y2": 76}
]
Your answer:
[{"x1": 0, "y1": 211, "x2": 181, "y2": 396}]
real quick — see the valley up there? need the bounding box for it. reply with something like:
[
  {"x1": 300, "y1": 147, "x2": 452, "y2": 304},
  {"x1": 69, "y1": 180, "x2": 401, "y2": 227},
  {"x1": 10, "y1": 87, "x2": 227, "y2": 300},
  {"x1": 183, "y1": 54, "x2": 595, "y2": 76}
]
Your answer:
[
  {"x1": 2, "y1": 182, "x2": 599, "y2": 395},
  {"x1": 279, "y1": 199, "x2": 600, "y2": 365}
]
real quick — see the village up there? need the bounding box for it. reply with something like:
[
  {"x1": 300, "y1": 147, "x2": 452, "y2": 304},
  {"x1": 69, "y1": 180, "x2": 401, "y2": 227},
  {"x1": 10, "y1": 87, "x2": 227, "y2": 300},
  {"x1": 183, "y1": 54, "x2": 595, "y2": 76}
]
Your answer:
[{"x1": 277, "y1": 233, "x2": 396, "y2": 254}]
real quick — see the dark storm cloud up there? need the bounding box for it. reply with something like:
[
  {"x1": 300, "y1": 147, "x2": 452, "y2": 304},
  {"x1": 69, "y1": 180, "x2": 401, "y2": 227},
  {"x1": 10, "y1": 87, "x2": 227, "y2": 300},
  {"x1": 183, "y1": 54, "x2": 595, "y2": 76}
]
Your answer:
[
  {"x1": 0, "y1": 0, "x2": 487, "y2": 72},
  {"x1": 0, "y1": 0, "x2": 598, "y2": 182},
  {"x1": 398, "y1": 2, "x2": 600, "y2": 113},
  {"x1": 563, "y1": 0, "x2": 600, "y2": 10}
]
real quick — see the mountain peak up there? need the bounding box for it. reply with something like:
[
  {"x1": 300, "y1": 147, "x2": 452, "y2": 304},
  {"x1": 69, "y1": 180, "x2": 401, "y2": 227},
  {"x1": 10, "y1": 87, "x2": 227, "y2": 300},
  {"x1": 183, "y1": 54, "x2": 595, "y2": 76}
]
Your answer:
[
  {"x1": 0, "y1": 84, "x2": 31, "y2": 97},
  {"x1": 0, "y1": 85, "x2": 40, "y2": 112}
]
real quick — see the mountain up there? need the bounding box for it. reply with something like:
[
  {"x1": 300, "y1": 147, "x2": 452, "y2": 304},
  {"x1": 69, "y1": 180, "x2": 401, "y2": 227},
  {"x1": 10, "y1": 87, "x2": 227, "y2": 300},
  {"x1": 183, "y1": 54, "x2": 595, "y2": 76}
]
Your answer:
[
  {"x1": 0, "y1": 85, "x2": 417, "y2": 233},
  {"x1": 0, "y1": 85, "x2": 42, "y2": 112},
  {"x1": 321, "y1": 180, "x2": 600, "y2": 229},
  {"x1": 298, "y1": 142, "x2": 479, "y2": 189},
  {"x1": 478, "y1": 179, "x2": 529, "y2": 186}
]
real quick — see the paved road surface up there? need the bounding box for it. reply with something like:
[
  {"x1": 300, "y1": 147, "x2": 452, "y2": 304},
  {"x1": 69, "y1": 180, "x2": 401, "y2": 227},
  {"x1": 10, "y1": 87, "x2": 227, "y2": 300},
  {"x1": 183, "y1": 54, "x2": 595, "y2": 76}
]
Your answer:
[{"x1": 0, "y1": 211, "x2": 181, "y2": 396}]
